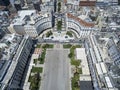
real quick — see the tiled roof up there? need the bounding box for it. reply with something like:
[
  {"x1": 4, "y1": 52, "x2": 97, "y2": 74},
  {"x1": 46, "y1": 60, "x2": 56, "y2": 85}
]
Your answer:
[{"x1": 67, "y1": 13, "x2": 95, "y2": 27}]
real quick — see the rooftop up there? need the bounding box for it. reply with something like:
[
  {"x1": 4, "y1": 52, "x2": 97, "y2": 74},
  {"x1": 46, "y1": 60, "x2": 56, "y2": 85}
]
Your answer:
[
  {"x1": 0, "y1": 34, "x2": 22, "y2": 84},
  {"x1": 0, "y1": 11, "x2": 10, "y2": 27},
  {"x1": 65, "y1": 0, "x2": 80, "y2": 5},
  {"x1": 0, "y1": 34, "x2": 21, "y2": 61},
  {"x1": 10, "y1": 10, "x2": 52, "y2": 26},
  {"x1": 76, "y1": 48, "x2": 90, "y2": 75},
  {"x1": 80, "y1": 80, "x2": 93, "y2": 90},
  {"x1": 0, "y1": 34, "x2": 29, "y2": 89},
  {"x1": 97, "y1": 0, "x2": 118, "y2": 2},
  {"x1": 67, "y1": 13, "x2": 95, "y2": 27},
  {"x1": 11, "y1": 10, "x2": 36, "y2": 25}
]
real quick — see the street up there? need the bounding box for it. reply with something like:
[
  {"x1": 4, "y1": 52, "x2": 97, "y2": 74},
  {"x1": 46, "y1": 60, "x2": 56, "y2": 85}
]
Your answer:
[{"x1": 40, "y1": 47, "x2": 70, "y2": 90}]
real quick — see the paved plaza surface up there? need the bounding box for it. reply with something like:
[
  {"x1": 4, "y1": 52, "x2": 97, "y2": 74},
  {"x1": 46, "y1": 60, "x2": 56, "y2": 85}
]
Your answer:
[{"x1": 40, "y1": 46, "x2": 70, "y2": 90}]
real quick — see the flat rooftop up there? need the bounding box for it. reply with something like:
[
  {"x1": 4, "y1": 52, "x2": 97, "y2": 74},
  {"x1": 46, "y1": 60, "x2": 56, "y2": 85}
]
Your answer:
[
  {"x1": 80, "y1": 80, "x2": 93, "y2": 90},
  {"x1": 0, "y1": 34, "x2": 21, "y2": 61},
  {"x1": 11, "y1": 10, "x2": 36, "y2": 25},
  {"x1": 76, "y1": 48, "x2": 90, "y2": 75},
  {"x1": 0, "y1": 34, "x2": 29, "y2": 89},
  {"x1": 0, "y1": 34, "x2": 22, "y2": 87}
]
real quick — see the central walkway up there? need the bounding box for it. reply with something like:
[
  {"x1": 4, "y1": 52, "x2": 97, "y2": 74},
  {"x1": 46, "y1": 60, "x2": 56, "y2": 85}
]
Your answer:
[
  {"x1": 40, "y1": 44, "x2": 70, "y2": 90},
  {"x1": 54, "y1": 44, "x2": 63, "y2": 49}
]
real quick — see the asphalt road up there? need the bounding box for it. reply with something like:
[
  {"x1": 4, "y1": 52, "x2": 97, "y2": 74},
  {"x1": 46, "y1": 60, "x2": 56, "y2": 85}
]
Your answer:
[{"x1": 40, "y1": 48, "x2": 70, "y2": 90}]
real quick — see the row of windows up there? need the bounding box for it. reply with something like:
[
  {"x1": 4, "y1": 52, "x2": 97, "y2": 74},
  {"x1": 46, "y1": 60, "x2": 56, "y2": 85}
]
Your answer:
[
  {"x1": 23, "y1": 20, "x2": 52, "y2": 37},
  {"x1": 35, "y1": 19, "x2": 51, "y2": 27},
  {"x1": 80, "y1": 31, "x2": 91, "y2": 38},
  {"x1": 24, "y1": 26, "x2": 35, "y2": 30},
  {"x1": 34, "y1": 16, "x2": 51, "y2": 23},
  {"x1": 114, "y1": 57, "x2": 120, "y2": 65},
  {"x1": 26, "y1": 31, "x2": 38, "y2": 36},
  {"x1": 68, "y1": 22, "x2": 80, "y2": 30},
  {"x1": 7, "y1": 38, "x2": 32, "y2": 89},
  {"x1": 68, "y1": 22, "x2": 92, "y2": 33},
  {"x1": 37, "y1": 23, "x2": 52, "y2": 34},
  {"x1": 11, "y1": 47, "x2": 31, "y2": 87},
  {"x1": 68, "y1": 20, "x2": 93, "y2": 30}
]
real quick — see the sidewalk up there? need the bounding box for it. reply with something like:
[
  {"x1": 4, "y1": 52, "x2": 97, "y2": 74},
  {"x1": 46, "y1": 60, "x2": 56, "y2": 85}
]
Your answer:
[{"x1": 23, "y1": 55, "x2": 35, "y2": 90}]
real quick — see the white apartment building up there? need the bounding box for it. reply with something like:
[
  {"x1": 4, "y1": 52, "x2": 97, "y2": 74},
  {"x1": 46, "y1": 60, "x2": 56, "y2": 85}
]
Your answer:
[
  {"x1": 88, "y1": 33, "x2": 119, "y2": 90},
  {"x1": 96, "y1": 0, "x2": 118, "y2": 6},
  {"x1": 0, "y1": 34, "x2": 33, "y2": 90},
  {"x1": 66, "y1": 13, "x2": 95, "y2": 38},
  {"x1": 106, "y1": 39, "x2": 120, "y2": 67},
  {"x1": 8, "y1": 10, "x2": 52, "y2": 37}
]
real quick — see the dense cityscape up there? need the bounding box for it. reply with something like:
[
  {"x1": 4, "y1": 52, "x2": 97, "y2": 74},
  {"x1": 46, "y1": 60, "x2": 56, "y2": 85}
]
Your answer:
[{"x1": 0, "y1": 0, "x2": 120, "y2": 90}]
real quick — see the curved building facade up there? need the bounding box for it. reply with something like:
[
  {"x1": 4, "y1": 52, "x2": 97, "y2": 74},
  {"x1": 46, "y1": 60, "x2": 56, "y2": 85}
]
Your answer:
[
  {"x1": 8, "y1": 10, "x2": 52, "y2": 37},
  {"x1": 34, "y1": 15, "x2": 52, "y2": 34},
  {"x1": 24, "y1": 13, "x2": 52, "y2": 37},
  {"x1": 67, "y1": 13, "x2": 95, "y2": 38}
]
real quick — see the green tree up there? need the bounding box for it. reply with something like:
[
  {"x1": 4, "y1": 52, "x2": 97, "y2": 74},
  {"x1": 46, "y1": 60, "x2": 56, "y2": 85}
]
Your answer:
[{"x1": 68, "y1": 53, "x2": 73, "y2": 58}]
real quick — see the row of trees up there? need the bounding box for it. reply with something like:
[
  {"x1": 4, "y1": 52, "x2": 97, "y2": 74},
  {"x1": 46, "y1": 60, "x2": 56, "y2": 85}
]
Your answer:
[{"x1": 58, "y1": 2, "x2": 61, "y2": 12}]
